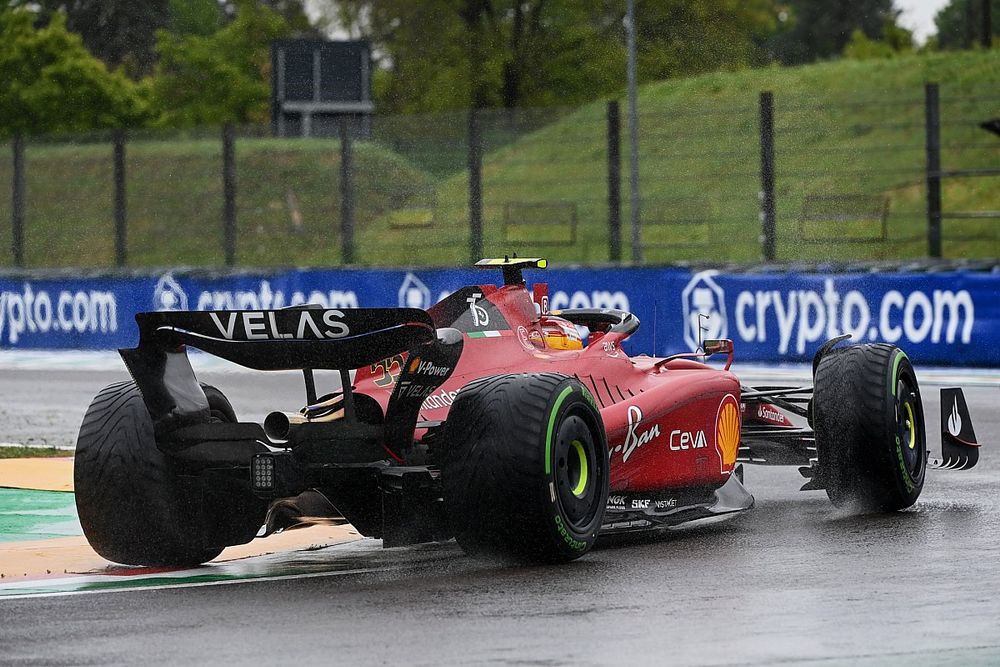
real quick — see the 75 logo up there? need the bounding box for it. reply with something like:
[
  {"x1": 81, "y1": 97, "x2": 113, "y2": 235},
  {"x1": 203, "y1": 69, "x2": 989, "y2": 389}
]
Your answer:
[{"x1": 466, "y1": 292, "x2": 490, "y2": 327}]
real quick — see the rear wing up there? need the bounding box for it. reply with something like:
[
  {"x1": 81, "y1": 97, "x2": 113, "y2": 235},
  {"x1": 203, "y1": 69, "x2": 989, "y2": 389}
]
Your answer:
[
  {"x1": 120, "y1": 307, "x2": 437, "y2": 433},
  {"x1": 128, "y1": 307, "x2": 435, "y2": 370}
]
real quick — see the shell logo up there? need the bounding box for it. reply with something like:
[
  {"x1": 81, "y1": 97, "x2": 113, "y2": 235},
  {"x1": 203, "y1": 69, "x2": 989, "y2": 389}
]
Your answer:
[
  {"x1": 715, "y1": 394, "x2": 741, "y2": 473},
  {"x1": 408, "y1": 356, "x2": 421, "y2": 373}
]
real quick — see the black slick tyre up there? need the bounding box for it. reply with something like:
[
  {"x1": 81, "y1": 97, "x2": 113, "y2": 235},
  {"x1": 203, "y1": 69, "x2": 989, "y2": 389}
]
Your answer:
[
  {"x1": 74, "y1": 381, "x2": 264, "y2": 566},
  {"x1": 441, "y1": 373, "x2": 609, "y2": 563},
  {"x1": 813, "y1": 344, "x2": 926, "y2": 511}
]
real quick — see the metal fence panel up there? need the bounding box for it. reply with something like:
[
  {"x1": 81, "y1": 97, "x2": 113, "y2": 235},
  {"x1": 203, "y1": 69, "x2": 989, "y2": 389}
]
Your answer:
[
  {"x1": 19, "y1": 135, "x2": 116, "y2": 267},
  {"x1": 636, "y1": 99, "x2": 760, "y2": 263},
  {"x1": 232, "y1": 129, "x2": 342, "y2": 267},
  {"x1": 124, "y1": 127, "x2": 225, "y2": 266},
  {"x1": 774, "y1": 95, "x2": 928, "y2": 261},
  {"x1": 937, "y1": 89, "x2": 1000, "y2": 257},
  {"x1": 1, "y1": 86, "x2": 996, "y2": 269},
  {"x1": 341, "y1": 110, "x2": 471, "y2": 266},
  {"x1": 475, "y1": 106, "x2": 603, "y2": 263}
]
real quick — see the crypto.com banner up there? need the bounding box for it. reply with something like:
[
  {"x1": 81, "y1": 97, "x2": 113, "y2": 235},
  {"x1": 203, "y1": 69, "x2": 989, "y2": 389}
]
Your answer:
[{"x1": 0, "y1": 267, "x2": 995, "y2": 366}]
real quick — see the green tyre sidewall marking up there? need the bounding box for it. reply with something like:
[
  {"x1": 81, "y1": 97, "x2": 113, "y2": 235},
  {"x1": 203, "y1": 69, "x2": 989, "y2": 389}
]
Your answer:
[
  {"x1": 543, "y1": 381, "x2": 606, "y2": 555},
  {"x1": 554, "y1": 515, "x2": 588, "y2": 552},
  {"x1": 544, "y1": 385, "x2": 574, "y2": 476},
  {"x1": 890, "y1": 348, "x2": 908, "y2": 398},
  {"x1": 441, "y1": 373, "x2": 607, "y2": 563}
]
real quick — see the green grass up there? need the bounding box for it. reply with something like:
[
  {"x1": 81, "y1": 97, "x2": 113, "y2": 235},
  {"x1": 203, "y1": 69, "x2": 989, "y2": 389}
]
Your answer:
[
  {"x1": 0, "y1": 49, "x2": 997, "y2": 269},
  {"x1": 0, "y1": 446, "x2": 71, "y2": 459},
  {"x1": 379, "y1": 49, "x2": 1000, "y2": 265},
  {"x1": 0, "y1": 136, "x2": 436, "y2": 268}
]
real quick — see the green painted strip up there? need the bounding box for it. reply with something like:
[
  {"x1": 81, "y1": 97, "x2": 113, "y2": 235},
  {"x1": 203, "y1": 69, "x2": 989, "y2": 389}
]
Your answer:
[
  {"x1": 891, "y1": 349, "x2": 909, "y2": 397},
  {"x1": 545, "y1": 386, "x2": 574, "y2": 476},
  {"x1": 0, "y1": 488, "x2": 80, "y2": 542}
]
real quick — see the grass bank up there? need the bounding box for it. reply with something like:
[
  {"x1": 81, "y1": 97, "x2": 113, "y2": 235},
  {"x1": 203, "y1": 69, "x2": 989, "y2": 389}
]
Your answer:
[{"x1": 1, "y1": 49, "x2": 996, "y2": 268}]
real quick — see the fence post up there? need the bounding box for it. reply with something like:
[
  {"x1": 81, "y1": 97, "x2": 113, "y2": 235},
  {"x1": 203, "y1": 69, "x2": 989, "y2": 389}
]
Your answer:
[
  {"x1": 222, "y1": 123, "x2": 236, "y2": 267},
  {"x1": 924, "y1": 83, "x2": 942, "y2": 259},
  {"x1": 607, "y1": 101, "x2": 622, "y2": 263},
  {"x1": 11, "y1": 134, "x2": 25, "y2": 267},
  {"x1": 339, "y1": 117, "x2": 355, "y2": 264},
  {"x1": 626, "y1": 0, "x2": 642, "y2": 263},
  {"x1": 758, "y1": 91, "x2": 777, "y2": 262},
  {"x1": 113, "y1": 129, "x2": 127, "y2": 267},
  {"x1": 467, "y1": 108, "x2": 483, "y2": 263}
]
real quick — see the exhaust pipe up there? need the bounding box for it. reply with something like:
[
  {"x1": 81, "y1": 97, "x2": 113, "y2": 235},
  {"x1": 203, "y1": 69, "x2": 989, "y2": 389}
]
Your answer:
[
  {"x1": 263, "y1": 411, "x2": 308, "y2": 441},
  {"x1": 263, "y1": 406, "x2": 347, "y2": 441}
]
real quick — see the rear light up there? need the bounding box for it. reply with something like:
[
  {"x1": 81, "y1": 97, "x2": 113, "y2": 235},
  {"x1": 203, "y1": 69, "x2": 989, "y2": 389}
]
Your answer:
[{"x1": 252, "y1": 453, "x2": 275, "y2": 492}]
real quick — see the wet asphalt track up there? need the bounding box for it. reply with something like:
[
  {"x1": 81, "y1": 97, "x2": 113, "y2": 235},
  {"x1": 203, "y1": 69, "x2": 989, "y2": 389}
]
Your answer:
[{"x1": 1, "y1": 363, "x2": 999, "y2": 665}]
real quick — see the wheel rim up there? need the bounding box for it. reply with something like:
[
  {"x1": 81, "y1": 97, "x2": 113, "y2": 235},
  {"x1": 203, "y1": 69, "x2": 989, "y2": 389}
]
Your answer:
[
  {"x1": 553, "y1": 411, "x2": 601, "y2": 529},
  {"x1": 569, "y1": 440, "x2": 589, "y2": 498},
  {"x1": 896, "y1": 375, "x2": 924, "y2": 480}
]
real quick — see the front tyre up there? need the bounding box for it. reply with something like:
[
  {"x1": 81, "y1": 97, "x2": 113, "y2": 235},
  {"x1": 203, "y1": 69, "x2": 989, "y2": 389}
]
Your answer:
[
  {"x1": 813, "y1": 344, "x2": 926, "y2": 511},
  {"x1": 442, "y1": 373, "x2": 609, "y2": 563}
]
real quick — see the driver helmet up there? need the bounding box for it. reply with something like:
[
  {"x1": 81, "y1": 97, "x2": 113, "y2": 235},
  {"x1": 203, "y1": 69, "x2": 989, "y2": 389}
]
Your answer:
[{"x1": 540, "y1": 315, "x2": 583, "y2": 350}]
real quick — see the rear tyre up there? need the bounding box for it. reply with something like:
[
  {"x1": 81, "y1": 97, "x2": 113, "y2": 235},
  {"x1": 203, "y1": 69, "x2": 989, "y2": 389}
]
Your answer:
[
  {"x1": 75, "y1": 381, "x2": 265, "y2": 566},
  {"x1": 813, "y1": 344, "x2": 926, "y2": 511},
  {"x1": 441, "y1": 373, "x2": 609, "y2": 563}
]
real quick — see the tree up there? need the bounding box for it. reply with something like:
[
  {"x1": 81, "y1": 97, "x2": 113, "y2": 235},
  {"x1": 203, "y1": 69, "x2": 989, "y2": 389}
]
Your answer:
[
  {"x1": 935, "y1": 0, "x2": 999, "y2": 49},
  {"x1": 150, "y1": 1, "x2": 290, "y2": 126},
  {"x1": 28, "y1": 0, "x2": 171, "y2": 77},
  {"x1": 333, "y1": 0, "x2": 784, "y2": 113},
  {"x1": 168, "y1": 0, "x2": 222, "y2": 37},
  {"x1": 842, "y1": 21, "x2": 914, "y2": 60},
  {"x1": 767, "y1": 0, "x2": 898, "y2": 64},
  {"x1": 220, "y1": 0, "x2": 321, "y2": 36},
  {"x1": 0, "y1": 7, "x2": 146, "y2": 137},
  {"x1": 634, "y1": 0, "x2": 780, "y2": 79},
  {"x1": 13, "y1": 1, "x2": 318, "y2": 76}
]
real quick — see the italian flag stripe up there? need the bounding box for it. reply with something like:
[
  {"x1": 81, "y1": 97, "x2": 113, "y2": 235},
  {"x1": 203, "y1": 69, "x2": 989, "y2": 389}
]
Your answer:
[{"x1": 467, "y1": 330, "x2": 508, "y2": 338}]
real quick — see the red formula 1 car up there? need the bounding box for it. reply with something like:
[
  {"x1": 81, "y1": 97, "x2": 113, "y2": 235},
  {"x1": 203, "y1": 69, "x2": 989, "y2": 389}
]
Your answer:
[{"x1": 74, "y1": 258, "x2": 982, "y2": 566}]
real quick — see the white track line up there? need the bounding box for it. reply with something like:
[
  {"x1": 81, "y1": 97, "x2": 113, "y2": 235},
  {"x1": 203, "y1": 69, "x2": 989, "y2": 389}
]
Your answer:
[{"x1": 0, "y1": 442, "x2": 74, "y2": 450}]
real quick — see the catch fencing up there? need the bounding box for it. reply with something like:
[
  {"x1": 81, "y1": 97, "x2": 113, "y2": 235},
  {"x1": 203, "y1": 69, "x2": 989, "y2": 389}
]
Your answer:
[{"x1": 1, "y1": 82, "x2": 997, "y2": 269}]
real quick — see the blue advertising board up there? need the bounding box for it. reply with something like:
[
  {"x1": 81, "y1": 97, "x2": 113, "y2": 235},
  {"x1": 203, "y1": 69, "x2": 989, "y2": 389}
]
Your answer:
[{"x1": 0, "y1": 267, "x2": 996, "y2": 366}]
